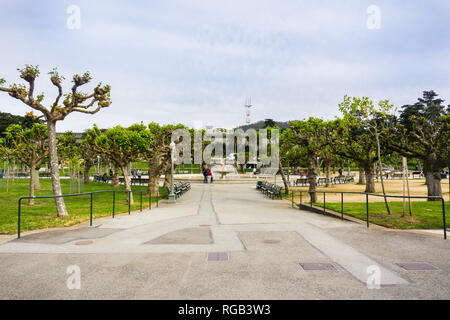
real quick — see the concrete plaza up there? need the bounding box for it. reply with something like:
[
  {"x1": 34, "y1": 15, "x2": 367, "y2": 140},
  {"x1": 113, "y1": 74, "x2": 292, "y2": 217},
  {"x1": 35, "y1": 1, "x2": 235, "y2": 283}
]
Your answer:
[{"x1": 0, "y1": 183, "x2": 449, "y2": 299}]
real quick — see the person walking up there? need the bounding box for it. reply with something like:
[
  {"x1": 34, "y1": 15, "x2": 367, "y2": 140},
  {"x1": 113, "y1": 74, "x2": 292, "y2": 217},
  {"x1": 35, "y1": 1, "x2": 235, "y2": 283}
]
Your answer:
[
  {"x1": 207, "y1": 168, "x2": 213, "y2": 183},
  {"x1": 202, "y1": 166, "x2": 208, "y2": 183},
  {"x1": 137, "y1": 169, "x2": 142, "y2": 184}
]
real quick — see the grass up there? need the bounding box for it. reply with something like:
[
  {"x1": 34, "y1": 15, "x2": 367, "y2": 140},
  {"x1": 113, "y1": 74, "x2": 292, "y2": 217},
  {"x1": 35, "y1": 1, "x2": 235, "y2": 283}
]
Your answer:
[
  {"x1": 282, "y1": 185, "x2": 449, "y2": 229},
  {"x1": 0, "y1": 178, "x2": 168, "y2": 235},
  {"x1": 313, "y1": 200, "x2": 449, "y2": 229}
]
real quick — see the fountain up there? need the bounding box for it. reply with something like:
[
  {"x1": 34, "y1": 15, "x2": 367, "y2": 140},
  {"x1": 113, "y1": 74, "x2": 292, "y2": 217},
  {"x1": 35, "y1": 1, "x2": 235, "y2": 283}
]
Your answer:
[{"x1": 210, "y1": 155, "x2": 238, "y2": 179}]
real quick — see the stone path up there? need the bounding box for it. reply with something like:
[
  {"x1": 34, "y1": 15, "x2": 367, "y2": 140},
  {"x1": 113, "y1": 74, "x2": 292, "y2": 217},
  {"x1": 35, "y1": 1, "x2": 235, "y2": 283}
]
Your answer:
[{"x1": 0, "y1": 183, "x2": 449, "y2": 299}]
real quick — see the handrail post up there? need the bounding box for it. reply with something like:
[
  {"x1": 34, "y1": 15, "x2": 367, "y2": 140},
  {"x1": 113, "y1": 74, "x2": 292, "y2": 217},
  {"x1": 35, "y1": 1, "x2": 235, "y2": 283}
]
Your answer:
[
  {"x1": 366, "y1": 193, "x2": 369, "y2": 228},
  {"x1": 323, "y1": 192, "x2": 326, "y2": 214},
  {"x1": 90, "y1": 192, "x2": 93, "y2": 226},
  {"x1": 341, "y1": 192, "x2": 344, "y2": 220},
  {"x1": 128, "y1": 191, "x2": 131, "y2": 215},
  {"x1": 291, "y1": 191, "x2": 293, "y2": 208},
  {"x1": 140, "y1": 191, "x2": 143, "y2": 212},
  {"x1": 442, "y1": 198, "x2": 447, "y2": 240},
  {"x1": 299, "y1": 191, "x2": 302, "y2": 209},
  {"x1": 17, "y1": 198, "x2": 22, "y2": 239},
  {"x1": 157, "y1": 189, "x2": 159, "y2": 207},
  {"x1": 149, "y1": 190, "x2": 151, "y2": 210}
]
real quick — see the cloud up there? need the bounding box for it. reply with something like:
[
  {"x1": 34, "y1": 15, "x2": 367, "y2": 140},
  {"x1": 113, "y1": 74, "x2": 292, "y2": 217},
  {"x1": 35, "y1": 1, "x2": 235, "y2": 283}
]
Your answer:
[{"x1": 0, "y1": 0, "x2": 449, "y2": 131}]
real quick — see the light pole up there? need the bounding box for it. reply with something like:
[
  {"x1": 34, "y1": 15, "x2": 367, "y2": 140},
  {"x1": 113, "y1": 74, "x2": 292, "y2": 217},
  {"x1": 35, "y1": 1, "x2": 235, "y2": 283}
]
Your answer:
[
  {"x1": 168, "y1": 141, "x2": 176, "y2": 202},
  {"x1": 97, "y1": 155, "x2": 100, "y2": 174}
]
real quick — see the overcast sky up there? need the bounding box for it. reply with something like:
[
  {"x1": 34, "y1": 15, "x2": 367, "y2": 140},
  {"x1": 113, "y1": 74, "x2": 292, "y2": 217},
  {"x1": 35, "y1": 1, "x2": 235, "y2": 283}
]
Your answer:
[{"x1": 0, "y1": 0, "x2": 449, "y2": 131}]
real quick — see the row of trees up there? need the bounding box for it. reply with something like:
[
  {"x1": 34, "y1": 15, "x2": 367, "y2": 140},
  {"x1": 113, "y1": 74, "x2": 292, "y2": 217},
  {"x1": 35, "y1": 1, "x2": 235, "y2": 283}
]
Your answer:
[
  {"x1": 0, "y1": 64, "x2": 448, "y2": 217},
  {"x1": 279, "y1": 91, "x2": 449, "y2": 204}
]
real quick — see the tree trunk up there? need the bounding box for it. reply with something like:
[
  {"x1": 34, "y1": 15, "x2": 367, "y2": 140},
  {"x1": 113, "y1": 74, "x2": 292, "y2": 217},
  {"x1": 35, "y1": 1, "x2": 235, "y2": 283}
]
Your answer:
[
  {"x1": 307, "y1": 154, "x2": 317, "y2": 203},
  {"x1": 46, "y1": 120, "x2": 68, "y2": 216},
  {"x1": 33, "y1": 166, "x2": 40, "y2": 190},
  {"x1": 425, "y1": 171, "x2": 442, "y2": 201},
  {"x1": 148, "y1": 156, "x2": 160, "y2": 195},
  {"x1": 364, "y1": 165, "x2": 375, "y2": 193},
  {"x1": 279, "y1": 162, "x2": 289, "y2": 194},
  {"x1": 112, "y1": 163, "x2": 119, "y2": 187},
  {"x1": 121, "y1": 165, "x2": 134, "y2": 204},
  {"x1": 164, "y1": 168, "x2": 171, "y2": 188},
  {"x1": 374, "y1": 128, "x2": 391, "y2": 214},
  {"x1": 325, "y1": 159, "x2": 331, "y2": 187},
  {"x1": 28, "y1": 160, "x2": 37, "y2": 206},
  {"x1": 83, "y1": 163, "x2": 91, "y2": 184},
  {"x1": 358, "y1": 166, "x2": 365, "y2": 184}
]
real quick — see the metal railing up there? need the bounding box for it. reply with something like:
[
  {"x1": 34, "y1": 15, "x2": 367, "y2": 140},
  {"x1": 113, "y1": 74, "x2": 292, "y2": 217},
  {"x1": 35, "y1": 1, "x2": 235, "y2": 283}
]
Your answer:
[
  {"x1": 17, "y1": 189, "x2": 162, "y2": 239},
  {"x1": 290, "y1": 190, "x2": 447, "y2": 240}
]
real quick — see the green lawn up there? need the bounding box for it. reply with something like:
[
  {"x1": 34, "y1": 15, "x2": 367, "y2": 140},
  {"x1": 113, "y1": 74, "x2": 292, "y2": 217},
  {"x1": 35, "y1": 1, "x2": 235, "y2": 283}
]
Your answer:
[
  {"x1": 0, "y1": 178, "x2": 168, "y2": 235},
  {"x1": 311, "y1": 200, "x2": 449, "y2": 229}
]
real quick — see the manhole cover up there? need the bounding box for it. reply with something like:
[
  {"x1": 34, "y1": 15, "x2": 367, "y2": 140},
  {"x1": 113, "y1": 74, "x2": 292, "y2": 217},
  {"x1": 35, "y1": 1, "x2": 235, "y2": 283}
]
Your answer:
[
  {"x1": 199, "y1": 224, "x2": 211, "y2": 227},
  {"x1": 299, "y1": 263, "x2": 336, "y2": 271},
  {"x1": 263, "y1": 239, "x2": 280, "y2": 244},
  {"x1": 395, "y1": 262, "x2": 438, "y2": 271},
  {"x1": 74, "y1": 240, "x2": 93, "y2": 245},
  {"x1": 207, "y1": 252, "x2": 229, "y2": 261}
]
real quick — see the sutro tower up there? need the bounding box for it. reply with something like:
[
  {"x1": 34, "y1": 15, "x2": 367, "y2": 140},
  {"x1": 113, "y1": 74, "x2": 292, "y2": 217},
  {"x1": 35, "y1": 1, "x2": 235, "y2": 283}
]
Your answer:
[{"x1": 244, "y1": 96, "x2": 252, "y2": 124}]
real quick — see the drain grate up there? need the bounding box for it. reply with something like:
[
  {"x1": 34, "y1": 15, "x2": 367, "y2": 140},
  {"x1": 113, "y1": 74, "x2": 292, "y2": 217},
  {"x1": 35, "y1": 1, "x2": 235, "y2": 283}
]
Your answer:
[
  {"x1": 395, "y1": 262, "x2": 438, "y2": 271},
  {"x1": 263, "y1": 239, "x2": 280, "y2": 244},
  {"x1": 299, "y1": 263, "x2": 336, "y2": 271},
  {"x1": 207, "y1": 252, "x2": 229, "y2": 261},
  {"x1": 74, "y1": 240, "x2": 93, "y2": 245}
]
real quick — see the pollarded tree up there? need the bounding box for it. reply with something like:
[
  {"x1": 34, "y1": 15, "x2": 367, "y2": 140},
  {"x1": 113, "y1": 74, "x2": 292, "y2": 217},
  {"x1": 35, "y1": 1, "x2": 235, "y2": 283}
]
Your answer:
[
  {"x1": 282, "y1": 118, "x2": 333, "y2": 203},
  {"x1": 0, "y1": 65, "x2": 111, "y2": 216},
  {"x1": 57, "y1": 131, "x2": 81, "y2": 176},
  {"x1": 337, "y1": 96, "x2": 395, "y2": 214},
  {"x1": 57, "y1": 131, "x2": 98, "y2": 185},
  {"x1": 141, "y1": 123, "x2": 186, "y2": 195},
  {"x1": 389, "y1": 91, "x2": 449, "y2": 199},
  {"x1": 0, "y1": 123, "x2": 48, "y2": 205},
  {"x1": 80, "y1": 132, "x2": 101, "y2": 184},
  {"x1": 86, "y1": 124, "x2": 146, "y2": 204}
]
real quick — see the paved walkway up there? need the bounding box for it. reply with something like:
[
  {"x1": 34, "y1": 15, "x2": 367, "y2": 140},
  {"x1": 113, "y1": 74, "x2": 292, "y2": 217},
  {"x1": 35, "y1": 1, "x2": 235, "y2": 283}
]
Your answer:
[{"x1": 0, "y1": 183, "x2": 449, "y2": 299}]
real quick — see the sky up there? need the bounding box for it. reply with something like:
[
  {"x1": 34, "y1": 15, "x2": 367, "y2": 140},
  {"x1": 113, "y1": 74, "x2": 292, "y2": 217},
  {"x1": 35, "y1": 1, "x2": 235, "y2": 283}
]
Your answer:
[{"x1": 0, "y1": 0, "x2": 449, "y2": 132}]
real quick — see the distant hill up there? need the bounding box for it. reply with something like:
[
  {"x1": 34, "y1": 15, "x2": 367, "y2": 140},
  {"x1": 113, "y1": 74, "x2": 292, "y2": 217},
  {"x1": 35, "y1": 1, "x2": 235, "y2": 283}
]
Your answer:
[{"x1": 234, "y1": 119, "x2": 290, "y2": 131}]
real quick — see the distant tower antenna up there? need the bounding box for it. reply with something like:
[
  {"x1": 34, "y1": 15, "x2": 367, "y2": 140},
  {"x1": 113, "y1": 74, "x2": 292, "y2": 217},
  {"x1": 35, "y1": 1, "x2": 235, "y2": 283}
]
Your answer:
[{"x1": 245, "y1": 96, "x2": 252, "y2": 124}]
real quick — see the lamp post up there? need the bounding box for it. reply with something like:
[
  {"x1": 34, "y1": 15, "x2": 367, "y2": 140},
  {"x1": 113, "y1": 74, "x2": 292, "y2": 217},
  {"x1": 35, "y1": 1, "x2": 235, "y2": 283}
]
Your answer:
[
  {"x1": 97, "y1": 155, "x2": 100, "y2": 174},
  {"x1": 168, "y1": 141, "x2": 176, "y2": 202}
]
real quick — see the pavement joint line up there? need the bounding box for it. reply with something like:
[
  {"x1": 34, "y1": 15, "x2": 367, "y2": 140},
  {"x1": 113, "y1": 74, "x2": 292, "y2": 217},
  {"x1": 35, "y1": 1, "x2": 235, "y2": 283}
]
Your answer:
[{"x1": 293, "y1": 223, "x2": 410, "y2": 286}]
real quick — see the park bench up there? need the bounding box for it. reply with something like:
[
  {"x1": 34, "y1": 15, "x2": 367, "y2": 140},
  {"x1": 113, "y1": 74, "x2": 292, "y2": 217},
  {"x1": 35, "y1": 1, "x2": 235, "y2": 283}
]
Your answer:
[
  {"x1": 295, "y1": 178, "x2": 308, "y2": 186},
  {"x1": 344, "y1": 175, "x2": 354, "y2": 183},
  {"x1": 256, "y1": 181, "x2": 282, "y2": 199},
  {"x1": 412, "y1": 171, "x2": 423, "y2": 179},
  {"x1": 391, "y1": 172, "x2": 404, "y2": 179},
  {"x1": 332, "y1": 176, "x2": 346, "y2": 184},
  {"x1": 130, "y1": 177, "x2": 149, "y2": 185},
  {"x1": 317, "y1": 177, "x2": 327, "y2": 186},
  {"x1": 39, "y1": 172, "x2": 51, "y2": 177},
  {"x1": 163, "y1": 182, "x2": 191, "y2": 200}
]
